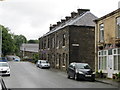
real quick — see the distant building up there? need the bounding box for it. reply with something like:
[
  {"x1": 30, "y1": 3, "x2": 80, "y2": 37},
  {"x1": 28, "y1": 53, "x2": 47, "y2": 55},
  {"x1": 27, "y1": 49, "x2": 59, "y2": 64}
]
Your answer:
[
  {"x1": 94, "y1": 8, "x2": 120, "y2": 78},
  {"x1": 20, "y1": 44, "x2": 39, "y2": 59},
  {"x1": 39, "y1": 9, "x2": 97, "y2": 71}
]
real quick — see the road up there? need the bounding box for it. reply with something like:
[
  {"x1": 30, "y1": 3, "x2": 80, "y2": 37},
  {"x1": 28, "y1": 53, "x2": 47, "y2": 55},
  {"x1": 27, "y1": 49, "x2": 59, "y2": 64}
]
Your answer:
[{"x1": 2, "y1": 61, "x2": 118, "y2": 88}]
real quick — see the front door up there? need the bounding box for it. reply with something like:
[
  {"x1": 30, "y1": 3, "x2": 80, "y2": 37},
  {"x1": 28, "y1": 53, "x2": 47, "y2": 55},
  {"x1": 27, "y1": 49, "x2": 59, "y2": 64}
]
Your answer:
[{"x1": 107, "y1": 55, "x2": 113, "y2": 78}]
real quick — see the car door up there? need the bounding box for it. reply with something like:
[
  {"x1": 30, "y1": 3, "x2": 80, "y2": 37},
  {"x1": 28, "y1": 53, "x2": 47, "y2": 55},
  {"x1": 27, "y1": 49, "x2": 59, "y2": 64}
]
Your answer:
[{"x1": 68, "y1": 64, "x2": 75, "y2": 78}]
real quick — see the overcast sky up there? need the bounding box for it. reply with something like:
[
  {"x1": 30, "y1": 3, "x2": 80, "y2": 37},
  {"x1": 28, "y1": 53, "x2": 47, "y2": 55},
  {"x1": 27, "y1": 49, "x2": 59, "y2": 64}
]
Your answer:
[{"x1": 0, "y1": 0, "x2": 120, "y2": 40}]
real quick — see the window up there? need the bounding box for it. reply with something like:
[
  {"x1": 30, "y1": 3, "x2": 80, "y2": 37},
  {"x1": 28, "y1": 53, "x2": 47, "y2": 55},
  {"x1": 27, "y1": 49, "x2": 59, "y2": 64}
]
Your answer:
[
  {"x1": 99, "y1": 24, "x2": 104, "y2": 42},
  {"x1": 44, "y1": 39, "x2": 46, "y2": 49},
  {"x1": 118, "y1": 55, "x2": 120, "y2": 70},
  {"x1": 48, "y1": 38, "x2": 50, "y2": 48},
  {"x1": 108, "y1": 49, "x2": 112, "y2": 55},
  {"x1": 52, "y1": 37, "x2": 55, "y2": 48},
  {"x1": 56, "y1": 53, "x2": 59, "y2": 67},
  {"x1": 114, "y1": 56, "x2": 118, "y2": 70},
  {"x1": 63, "y1": 53, "x2": 65, "y2": 66},
  {"x1": 116, "y1": 17, "x2": 120, "y2": 38},
  {"x1": 63, "y1": 34, "x2": 65, "y2": 46},
  {"x1": 113, "y1": 49, "x2": 117, "y2": 54},
  {"x1": 56, "y1": 35, "x2": 59, "y2": 48},
  {"x1": 118, "y1": 48, "x2": 120, "y2": 54},
  {"x1": 98, "y1": 50, "x2": 107, "y2": 70}
]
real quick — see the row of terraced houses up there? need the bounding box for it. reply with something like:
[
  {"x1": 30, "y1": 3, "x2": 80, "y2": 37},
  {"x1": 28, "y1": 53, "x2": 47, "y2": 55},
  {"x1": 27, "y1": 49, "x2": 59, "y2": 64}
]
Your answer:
[{"x1": 38, "y1": 4, "x2": 120, "y2": 78}]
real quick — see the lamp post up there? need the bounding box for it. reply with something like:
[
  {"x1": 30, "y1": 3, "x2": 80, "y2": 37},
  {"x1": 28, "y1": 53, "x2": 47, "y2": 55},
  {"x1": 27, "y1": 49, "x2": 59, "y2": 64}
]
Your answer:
[{"x1": 0, "y1": 25, "x2": 2, "y2": 57}]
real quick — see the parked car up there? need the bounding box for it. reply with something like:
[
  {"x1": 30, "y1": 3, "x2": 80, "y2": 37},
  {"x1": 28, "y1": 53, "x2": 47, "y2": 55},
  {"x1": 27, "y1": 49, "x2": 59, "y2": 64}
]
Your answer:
[
  {"x1": 67, "y1": 62, "x2": 95, "y2": 81},
  {"x1": 0, "y1": 57, "x2": 8, "y2": 62},
  {"x1": 0, "y1": 62, "x2": 10, "y2": 76},
  {"x1": 36, "y1": 60, "x2": 50, "y2": 69}
]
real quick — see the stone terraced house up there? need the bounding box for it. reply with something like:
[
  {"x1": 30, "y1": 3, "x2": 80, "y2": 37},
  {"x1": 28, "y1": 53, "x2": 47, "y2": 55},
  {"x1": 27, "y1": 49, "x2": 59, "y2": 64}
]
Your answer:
[{"x1": 39, "y1": 9, "x2": 97, "y2": 71}]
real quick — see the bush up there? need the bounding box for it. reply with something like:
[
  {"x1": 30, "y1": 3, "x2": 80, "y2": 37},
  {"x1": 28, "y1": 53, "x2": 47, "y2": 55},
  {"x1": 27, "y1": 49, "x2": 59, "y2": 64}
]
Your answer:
[{"x1": 99, "y1": 70, "x2": 104, "y2": 78}]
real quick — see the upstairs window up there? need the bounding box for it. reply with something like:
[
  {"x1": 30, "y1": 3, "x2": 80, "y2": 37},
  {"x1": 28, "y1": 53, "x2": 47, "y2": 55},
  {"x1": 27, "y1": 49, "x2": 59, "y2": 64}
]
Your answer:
[
  {"x1": 47, "y1": 38, "x2": 50, "y2": 48},
  {"x1": 63, "y1": 34, "x2": 65, "y2": 46},
  {"x1": 117, "y1": 17, "x2": 120, "y2": 38},
  {"x1": 99, "y1": 23, "x2": 104, "y2": 42}
]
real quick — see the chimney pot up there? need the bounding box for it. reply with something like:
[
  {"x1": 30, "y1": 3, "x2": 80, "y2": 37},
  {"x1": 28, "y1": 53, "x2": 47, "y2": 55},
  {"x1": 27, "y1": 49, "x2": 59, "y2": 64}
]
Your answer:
[
  {"x1": 57, "y1": 21, "x2": 61, "y2": 26},
  {"x1": 61, "y1": 19, "x2": 66, "y2": 23},
  {"x1": 77, "y1": 9, "x2": 90, "y2": 15},
  {"x1": 65, "y1": 16, "x2": 71, "y2": 21},
  {"x1": 71, "y1": 12, "x2": 77, "y2": 18}
]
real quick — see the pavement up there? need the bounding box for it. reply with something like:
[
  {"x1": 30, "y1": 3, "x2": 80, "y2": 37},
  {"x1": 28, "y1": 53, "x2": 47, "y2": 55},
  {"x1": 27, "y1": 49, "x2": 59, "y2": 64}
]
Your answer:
[
  {"x1": 50, "y1": 68, "x2": 120, "y2": 88},
  {"x1": 95, "y1": 78, "x2": 120, "y2": 87}
]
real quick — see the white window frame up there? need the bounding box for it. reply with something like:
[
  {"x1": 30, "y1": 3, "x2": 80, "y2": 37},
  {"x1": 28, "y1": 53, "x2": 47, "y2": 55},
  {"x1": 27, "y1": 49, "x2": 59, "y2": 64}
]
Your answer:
[
  {"x1": 113, "y1": 48, "x2": 120, "y2": 71},
  {"x1": 116, "y1": 17, "x2": 120, "y2": 38},
  {"x1": 99, "y1": 23, "x2": 104, "y2": 42},
  {"x1": 98, "y1": 50, "x2": 107, "y2": 71}
]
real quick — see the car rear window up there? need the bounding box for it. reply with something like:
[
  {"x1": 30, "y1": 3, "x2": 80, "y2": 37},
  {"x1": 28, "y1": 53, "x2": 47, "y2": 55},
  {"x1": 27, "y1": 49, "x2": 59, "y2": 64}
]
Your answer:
[{"x1": 76, "y1": 63, "x2": 91, "y2": 69}]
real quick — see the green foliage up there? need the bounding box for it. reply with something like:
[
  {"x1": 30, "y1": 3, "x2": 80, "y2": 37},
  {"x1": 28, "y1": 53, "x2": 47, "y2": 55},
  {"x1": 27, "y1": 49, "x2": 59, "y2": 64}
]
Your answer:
[
  {"x1": 2, "y1": 26, "x2": 15, "y2": 56},
  {"x1": 28, "y1": 39, "x2": 39, "y2": 43},
  {"x1": 118, "y1": 72, "x2": 120, "y2": 78},
  {"x1": 1, "y1": 25, "x2": 27, "y2": 56},
  {"x1": 13, "y1": 34, "x2": 27, "y2": 55}
]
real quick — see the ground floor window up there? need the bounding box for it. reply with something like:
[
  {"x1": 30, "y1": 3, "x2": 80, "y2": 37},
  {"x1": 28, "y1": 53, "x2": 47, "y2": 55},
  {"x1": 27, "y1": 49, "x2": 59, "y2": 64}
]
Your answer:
[
  {"x1": 118, "y1": 55, "x2": 120, "y2": 70},
  {"x1": 114, "y1": 55, "x2": 118, "y2": 70},
  {"x1": 62, "y1": 53, "x2": 66, "y2": 67},
  {"x1": 99, "y1": 49, "x2": 120, "y2": 71},
  {"x1": 98, "y1": 56, "x2": 107, "y2": 70}
]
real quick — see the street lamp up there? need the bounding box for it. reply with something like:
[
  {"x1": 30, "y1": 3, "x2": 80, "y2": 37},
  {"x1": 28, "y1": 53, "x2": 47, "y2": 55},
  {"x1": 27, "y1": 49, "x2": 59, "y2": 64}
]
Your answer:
[{"x1": 0, "y1": 25, "x2": 2, "y2": 57}]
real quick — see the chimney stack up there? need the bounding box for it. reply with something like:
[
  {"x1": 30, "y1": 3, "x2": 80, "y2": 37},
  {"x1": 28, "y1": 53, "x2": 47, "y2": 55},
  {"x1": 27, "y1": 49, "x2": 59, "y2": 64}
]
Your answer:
[
  {"x1": 65, "y1": 16, "x2": 71, "y2": 21},
  {"x1": 71, "y1": 12, "x2": 77, "y2": 18},
  {"x1": 50, "y1": 24, "x2": 53, "y2": 31},
  {"x1": 61, "y1": 19, "x2": 66, "y2": 23},
  {"x1": 77, "y1": 9, "x2": 90, "y2": 15},
  {"x1": 57, "y1": 21, "x2": 61, "y2": 26}
]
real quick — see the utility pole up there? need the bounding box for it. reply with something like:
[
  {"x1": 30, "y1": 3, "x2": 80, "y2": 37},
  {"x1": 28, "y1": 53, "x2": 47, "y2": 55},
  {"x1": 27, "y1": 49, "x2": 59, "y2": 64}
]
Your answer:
[
  {"x1": 0, "y1": 0, "x2": 5, "y2": 58},
  {"x1": 0, "y1": 25, "x2": 2, "y2": 57}
]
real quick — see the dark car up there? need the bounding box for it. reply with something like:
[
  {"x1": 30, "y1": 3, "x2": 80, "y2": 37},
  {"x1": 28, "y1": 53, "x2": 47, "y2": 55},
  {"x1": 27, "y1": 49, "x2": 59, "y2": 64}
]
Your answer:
[{"x1": 67, "y1": 62, "x2": 95, "y2": 81}]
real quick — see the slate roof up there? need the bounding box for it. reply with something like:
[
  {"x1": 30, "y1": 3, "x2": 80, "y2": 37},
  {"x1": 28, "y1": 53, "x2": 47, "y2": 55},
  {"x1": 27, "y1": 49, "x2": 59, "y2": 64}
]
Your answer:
[
  {"x1": 43, "y1": 11, "x2": 97, "y2": 37},
  {"x1": 20, "y1": 44, "x2": 39, "y2": 53}
]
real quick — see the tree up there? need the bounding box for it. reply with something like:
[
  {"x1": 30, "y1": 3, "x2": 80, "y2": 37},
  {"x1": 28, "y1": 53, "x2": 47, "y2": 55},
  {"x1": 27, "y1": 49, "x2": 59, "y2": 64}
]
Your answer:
[
  {"x1": 13, "y1": 34, "x2": 27, "y2": 56},
  {"x1": 28, "y1": 39, "x2": 39, "y2": 43},
  {"x1": 1, "y1": 25, "x2": 27, "y2": 56},
  {"x1": 2, "y1": 26, "x2": 15, "y2": 56}
]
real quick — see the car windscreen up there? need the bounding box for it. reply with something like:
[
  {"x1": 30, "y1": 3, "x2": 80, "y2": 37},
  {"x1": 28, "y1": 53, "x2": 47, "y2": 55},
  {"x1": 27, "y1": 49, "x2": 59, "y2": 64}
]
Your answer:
[
  {"x1": 41, "y1": 61, "x2": 48, "y2": 63},
  {"x1": 76, "y1": 63, "x2": 91, "y2": 69},
  {"x1": 0, "y1": 63, "x2": 9, "y2": 67}
]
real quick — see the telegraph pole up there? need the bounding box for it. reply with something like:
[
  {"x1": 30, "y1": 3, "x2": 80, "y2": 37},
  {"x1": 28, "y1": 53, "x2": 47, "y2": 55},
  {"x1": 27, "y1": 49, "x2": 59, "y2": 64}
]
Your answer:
[{"x1": 0, "y1": 25, "x2": 2, "y2": 57}]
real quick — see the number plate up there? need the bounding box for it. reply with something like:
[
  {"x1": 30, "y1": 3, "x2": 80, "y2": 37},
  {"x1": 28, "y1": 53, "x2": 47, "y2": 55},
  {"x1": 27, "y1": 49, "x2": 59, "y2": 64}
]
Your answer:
[{"x1": 85, "y1": 75, "x2": 91, "y2": 77}]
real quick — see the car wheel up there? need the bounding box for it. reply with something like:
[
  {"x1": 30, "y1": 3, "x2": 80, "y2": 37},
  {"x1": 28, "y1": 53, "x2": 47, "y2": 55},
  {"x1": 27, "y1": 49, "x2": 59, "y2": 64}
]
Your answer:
[
  {"x1": 67, "y1": 74, "x2": 70, "y2": 79},
  {"x1": 74, "y1": 74, "x2": 79, "y2": 81},
  {"x1": 90, "y1": 77, "x2": 95, "y2": 82}
]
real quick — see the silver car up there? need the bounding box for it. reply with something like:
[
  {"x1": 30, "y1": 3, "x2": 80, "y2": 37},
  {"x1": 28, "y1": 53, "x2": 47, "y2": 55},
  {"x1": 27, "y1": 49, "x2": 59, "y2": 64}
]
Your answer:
[{"x1": 36, "y1": 60, "x2": 50, "y2": 69}]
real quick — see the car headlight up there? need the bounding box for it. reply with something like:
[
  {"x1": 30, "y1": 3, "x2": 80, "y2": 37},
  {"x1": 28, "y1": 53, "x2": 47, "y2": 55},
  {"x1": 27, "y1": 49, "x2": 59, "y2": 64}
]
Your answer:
[
  {"x1": 76, "y1": 69, "x2": 84, "y2": 74},
  {"x1": 92, "y1": 72, "x2": 95, "y2": 74},
  {"x1": 78, "y1": 71, "x2": 84, "y2": 74},
  {"x1": 7, "y1": 69, "x2": 10, "y2": 71}
]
